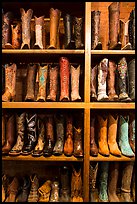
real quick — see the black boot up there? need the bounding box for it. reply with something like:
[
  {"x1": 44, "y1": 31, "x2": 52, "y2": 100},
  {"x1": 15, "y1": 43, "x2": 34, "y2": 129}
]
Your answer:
[
  {"x1": 128, "y1": 59, "x2": 135, "y2": 101},
  {"x1": 128, "y1": 8, "x2": 135, "y2": 50},
  {"x1": 73, "y1": 16, "x2": 84, "y2": 49}
]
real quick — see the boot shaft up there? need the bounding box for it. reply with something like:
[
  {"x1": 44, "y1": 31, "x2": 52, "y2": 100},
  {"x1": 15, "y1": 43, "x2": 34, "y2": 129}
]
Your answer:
[
  {"x1": 107, "y1": 60, "x2": 117, "y2": 96},
  {"x1": 45, "y1": 114, "x2": 54, "y2": 141},
  {"x1": 74, "y1": 17, "x2": 84, "y2": 49},
  {"x1": 119, "y1": 20, "x2": 130, "y2": 48},
  {"x1": 89, "y1": 162, "x2": 98, "y2": 190},
  {"x1": 50, "y1": 181, "x2": 60, "y2": 202},
  {"x1": 34, "y1": 15, "x2": 45, "y2": 49},
  {"x1": 90, "y1": 65, "x2": 97, "y2": 101},
  {"x1": 71, "y1": 64, "x2": 81, "y2": 101},
  {"x1": 128, "y1": 8, "x2": 135, "y2": 49},
  {"x1": 128, "y1": 59, "x2": 135, "y2": 100},
  {"x1": 11, "y1": 22, "x2": 22, "y2": 49}
]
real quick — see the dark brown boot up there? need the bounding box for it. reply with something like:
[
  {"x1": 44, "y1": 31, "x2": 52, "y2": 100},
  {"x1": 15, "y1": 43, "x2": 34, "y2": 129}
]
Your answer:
[
  {"x1": 128, "y1": 59, "x2": 135, "y2": 101},
  {"x1": 131, "y1": 163, "x2": 135, "y2": 202},
  {"x1": 59, "y1": 57, "x2": 70, "y2": 101},
  {"x1": 90, "y1": 65, "x2": 98, "y2": 101},
  {"x1": 64, "y1": 114, "x2": 73, "y2": 156},
  {"x1": 129, "y1": 8, "x2": 135, "y2": 50},
  {"x1": 25, "y1": 63, "x2": 37, "y2": 101},
  {"x1": 20, "y1": 8, "x2": 33, "y2": 49},
  {"x1": 129, "y1": 112, "x2": 135, "y2": 153},
  {"x1": 74, "y1": 17, "x2": 84, "y2": 49},
  {"x1": 108, "y1": 162, "x2": 120, "y2": 202},
  {"x1": 2, "y1": 113, "x2": 6, "y2": 147},
  {"x1": 91, "y1": 11, "x2": 102, "y2": 50},
  {"x1": 90, "y1": 115, "x2": 98, "y2": 157},
  {"x1": 11, "y1": 22, "x2": 22, "y2": 49},
  {"x1": 16, "y1": 176, "x2": 30, "y2": 202},
  {"x1": 5, "y1": 176, "x2": 19, "y2": 202},
  {"x1": 2, "y1": 113, "x2": 16, "y2": 155},
  {"x1": 108, "y1": 2, "x2": 121, "y2": 50}
]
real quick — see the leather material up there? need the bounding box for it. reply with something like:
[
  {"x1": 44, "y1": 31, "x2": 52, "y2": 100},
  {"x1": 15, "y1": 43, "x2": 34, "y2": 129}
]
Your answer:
[
  {"x1": 49, "y1": 181, "x2": 60, "y2": 202},
  {"x1": 5, "y1": 176, "x2": 19, "y2": 202},
  {"x1": 90, "y1": 116, "x2": 98, "y2": 156},
  {"x1": 16, "y1": 176, "x2": 30, "y2": 202},
  {"x1": 128, "y1": 112, "x2": 135, "y2": 153},
  {"x1": 25, "y1": 63, "x2": 37, "y2": 101},
  {"x1": 108, "y1": 113, "x2": 121, "y2": 156},
  {"x1": 73, "y1": 127, "x2": 83, "y2": 158},
  {"x1": 36, "y1": 64, "x2": 48, "y2": 102},
  {"x1": 2, "y1": 65, "x2": 5, "y2": 95},
  {"x1": 108, "y1": 162, "x2": 120, "y2": 202},
  {"x1": 2, "y1": 114, "x2": 16, "y2": 155},
  {"x1": 59, "y1": 57, "x2": 70, "y2": 101},
  {"x1": 38, "y1": 180, "x2": 52, "y2": 202},
  {"x1": 97, "y1": 58, "x2": 109, "y2": 101},
  {"x1": 108, "y1": 60, "x2": 119, "y2": 101},
  {"x1": 97, "y1": 114, "x2": 109, "y2": 156},
  {"x1": 22, "y1": 113, "x2": 38, "y2": 155},
  {"x1": 128, "y1": 8, "x2": 135, "y2": 50},
  {"x1": 71, "y1": 64, "x2": 82, "y2": 101},
  {"x1": 9, "y1": 112, "x2": 26, "y2": 156},
  {"x1": 64, "y1": 114, "x2": 73, "y2": 156},
  {"x1": 47, "y1": 64, "x2": 58, "y2": 101},
  {"x1": 74, "y1": 17, "x2": 84, "y2": 49},
  {"x1": 20, "y1": 8, "x2": 33, "y2": 49},
  {"x1": 28, "y1": 174, "x2": 39, "y2": 202},
  {"x1": 33, "y1": 15, "x2": 45, "y2": 49},
  {"x1": 11, "y1": 22, "x2": 22, "y2": 49},
  {"x1": 98, "y1": 162, "x2": 109, "y2": 202},
  {"x1": 118, "y1": 115, "x2": 135, "y2": 157},
  {"x1": 120, "y1": 161, "x2": 134, "y2": 202},
  {"x1": 2, "y1": 113, "x2": 6, "y2": 147},
  {"x1": 2, "y1": 63, "x2": 17, "y2": 102},
  {"x1": 63, "y1": 14, "x2": 75, "y2": 49},
  {"x1": 128, "y1": 59, "x2": 135, "y2": 101},
  {"x1": 48, "y1": 8, "x2": 61, "y2": 49},
  {"x1": 131, "y1": 165, "x2": 135, "y2": 202},
  {"x1": 90, "y1": 65, "x2": 97, "y2": 101}
]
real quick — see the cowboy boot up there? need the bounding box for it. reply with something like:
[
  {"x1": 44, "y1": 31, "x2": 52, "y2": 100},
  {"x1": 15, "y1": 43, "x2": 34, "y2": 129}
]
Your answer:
[
  {"x1": 28, "y1": 174, "x2": 39, "y2": 202},
  {"x1": 97, "y1": 114, "x2": 109, "y2": 156},
  {"x1": 129, "y1": 8, "x2": 135, "y2": 50},
  {"x1": 108, "y1": 113, "x2": 121, "y2": 156},
  {"x1": 90, "y1": 65, "x2": 98, "y2": 101},
  {"x1": 128, "y1": 59, "x2": 135, "y2": 101},
  {"x1": 25, "y1": 63, "x2": 37, "y2": 101},
  {"x1": 74, "y1": 16, "x2": 84, "y2": 49},
  {"x1": 107, "y1": 60, "x2": 119, "y2": 101},
  {"x1": 11, "y1": 22, "x2": 22, "y2": 49},
  {"x1": 59, "y1": 57, "x2": 70, "y2": 101},
  {"x1": 131, "y1": 164, "x2": 135, "y2": 202},
  {"x1": 2, "y1": 65, "x2": 5, "y2": 95},
  {"x1": 9, "y1": 112, "x2": 26, "y2": 156},
  {"x1": 60, "y1": 166, "x2": 71, "y2": 202},
  {"x1": 2, "y1": 63, "x2": 17, "y2": 102},
  {"x1": 91, "y1": 11, "x2": 102, "y2": 50},
  {"x1": 71, "y1": 165, "x2": 83, "y2": 202},
  {"x1": 20, "y1": 8, "x2": 33, "y2": 49},
  {"x1": 47, "y1": 64, "x2": 59, "y2": 101},
  {"x1": 5, "y1": 176, "x2": 19, "y2": 202},
  {"x1": 16, "y1": 175, "x2": 30, "y2": 202},
  {"x1": 53, "y1": 114, "x2": 65, "y2": 156},
  {"x1": 38, "y1": 180, "x2": 52, "y2": 202},
  {"x1": 118, "y1": 114, "x2": 135, "y2": 157},
  {"x1": 119, "y1": 19, "x2": 132, "y2": 50},
  {"x1": 22, "y1": 113, "x2": 38, "y2": 155},
  {"x1": 117, "y1": 57, "x2": 131, "y2": 101},
  {"x1": 71, "y1": 64, "x2": 82, "y2": 101},
  {"x1": 36, "y1": 64, "x2": 48, "y2": 102},
  {"x1": 32, "y1": 118, "x2": 45, "y2": 157},
  {"x1": 2, "y1": 113, "x2": 16, "y2": 155},
  {"x1": 2, "y1": 11, "x2": 13, "y2": 49},
  {"x1": 63, "y1": 14, "x2": 75, "y2": 49},
  {"x1": 120, "y1": 161, "x2": 134, "y2": 202},
  {"x1": 2, "y1": 113, "x2": 6, "y2": 147},
  {"x1": 108, "y1": 2, "x2": 121, "y2": 50},
  {"x1": 89, "y1": 162, "x2": 99, "y2": 202},
  {"x1": 64, "y1": 114, "x2": 73, "y2": 156},
  {"x1": 33, "y1": 15, "x2": 45, "y2": 49},
  {"x1": 90, "y1": 115, "x2": 98, "y2": 157},
  {"x1": 43, "y1": 114, "x2": 55, "y2": 157},
  {"x1": 129, "y1": 112, "x2": 135, "y2": 153},
  {"x1": 73, "y1": 126, "x2": 83, "y2": 158},
  {"x1": 2, "y1": 174, "x2": 10, "y2": 202},
  {"x1": 108, "y1": 162, "x2": 120, "y2": 202},
  {"x1": 49, "y1": 181, "x2": 60, "y2": 202},
  {"x1": 98, "y1": 162, "x2": 109, "y2": 202},
  {"x1": 97, "y1": 58, "x2": 109, "y2": 101},
  {"x1": 48, "y1": 8, "x2": 61, "y2": 49}
]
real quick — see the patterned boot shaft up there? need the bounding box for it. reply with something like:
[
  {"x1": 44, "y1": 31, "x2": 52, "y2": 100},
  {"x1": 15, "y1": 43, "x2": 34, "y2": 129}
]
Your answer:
[
  {"x1": 64, "y1": 114, "x2": 73, "y2": 156},
  {"x1": 128, "y1": 8, "x2": 135, "y2": 50},
  {"x1": 119, "y1": 20, "x2": 131, "y2": 49},
  {"x1": 49, "y1": 181, "x2": 60, "y2": 202},
  {"x1": 11, "y1": 22, "x2": 22, "y2": 49},
  {"x1": 128, "y1": 59, "x2": 135, "y2": 101},
  {"x1": 74, "y1": 17, "x2": 84, "y2": 49},
  {"x1": 38, "y1": 180, "x2": 52, "y2": 202},
  {"x1": 90, "y1": 65, "x2": 97, "y2": 101},
  {"x1": 28, "y1": 174, "x2": 39, "y2": 202}
]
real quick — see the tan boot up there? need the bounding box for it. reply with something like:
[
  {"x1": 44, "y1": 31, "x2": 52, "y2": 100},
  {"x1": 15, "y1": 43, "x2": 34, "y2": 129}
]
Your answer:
[
  {"x1": 97, "y1": 114, "x2": 109, "y2": 156},
  {"x1": 38, "y1": 180, "x2": 52, "y2": 202},
  {"x1": 48, "y1": 8, "x2": 61, "y2": 49},
  {"x1": 108, "y1": 113, "x2": 121, "y2": 156},
  {"x1": 64, "y1": 114, "x2": 73, "y2": 156},
  {"x1": 11, "y1": 22, "x2": 22, "y2": 49},
  {"x1": 2, "y1": 63, "x2": 17, "y2": 102}
]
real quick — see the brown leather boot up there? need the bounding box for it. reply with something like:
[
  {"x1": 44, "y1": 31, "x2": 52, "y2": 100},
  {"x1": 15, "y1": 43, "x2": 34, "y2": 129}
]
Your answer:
[
  {"x1": 33, "y1": 15, "x2": 45, "y2": 49},
  {"x1": 11, "y1": 22, "x2": 22, "y2": 49},
  {"x1": 64, "y1": 114, "x2": 73, "y2": 156},
  {"x1": 2, "y1": 113, "x2": 6, "y2": 147},
  {"x1": 16, "y1": 175, "x2": 30, "y2": 202},
  {"x1": 28, "y1": 174, "x2": 39, "y2": 202},
  {"x1": 2, "y1": 63, "x2": 17, "y2": 102},
  {"x1": 108, "y1": 60, "x2": 119, "y2": 101},
  {"x1": 70, "y1": 64, "x2": 82, "y2": 101},
  {"x1": 25, "y1": 63, "x2": 37, "y2": 101},
  {"x1": 48, "y1": 8, "x2": 61, "y2": 49},
  {"x1": 90, "y1": 65, "x2": 97, "y2": 101},
  {"x1": 128, "y1": 59, "x2": 135, "y2": 101},
  {"x1": 49, "y1": 181, "x2": 60, "y2": 202},
  {"x1": 131, "y1": 163, "x2": 135, "y2": 202},
  {"x1": 2, "y1": 65, "x2": 5, "y2": 95},
  {"x1": 74, "y1": 17, "x2": 84, "y2": 49},
  {"x1": 2, "y1": 113, "x2": 16, "y2": 155},
  {"x1": 108, "y1": 113, "x2": 121, "y2": 156},
  {"x1": 59, "y1": 57, "x2": 70, "y2": 101},
  {"x1": 20, "y1": 8, "x2": 33, "y2": 49},
  {"x1": 36, "y1": 64, "x2": 48, "y2": 102},
  {"x1": 120, "y1": 161, "x2": 134, "y2": 202},
  {"x1": 90, "y1": 115, "x2": 98, "y2": 157},
  {"x1": 97, "y1": 114, "x2": 109, "y2": 156},
  {"x1": 73, "y1": 127, "x2": 83, "y2": 158},
  {"x1": 108, "y1": 2, "x2": 121, "y2": 50},
  {"x1": 5, "y1": 176, "x2": 19, "y2": 202},
  {"x1": 9, "y1": 112, "x2": 26, "y2": 156},
  {"x1": 129, "y1": 112, "x2": 135, "y2": 153},
  {"x1": 46, "y1": 64, "x2": 59, "y2": 101},
  {"x1": 108, "y1": 162, "x2": 120, "y2": 202},
  {"x1": 38, "y1": 180, "x2": 52, "y2": 202}
]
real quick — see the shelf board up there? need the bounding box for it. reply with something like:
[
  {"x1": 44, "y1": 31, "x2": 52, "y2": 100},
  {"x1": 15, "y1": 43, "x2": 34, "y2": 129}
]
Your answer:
[
  {"x1": 91, "y1": 50, "x2": 135, "y2": 55},
  {"x1": 2, "y1": 154, "x2": 83, "y2": 162},
  {"x1": 90, "y1": 154, "x2": 135, "y2": 161},
  {"x1": 88, "y1": 102, "x2": 135, "y2": 109}
]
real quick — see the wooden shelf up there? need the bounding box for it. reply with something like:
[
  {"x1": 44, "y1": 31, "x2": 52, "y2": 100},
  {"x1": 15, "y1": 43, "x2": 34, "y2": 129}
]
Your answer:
[
  {"x1": 88, "y1": 102, "x2": 135, "y2": 109},
  {"x1": 91, "y1": 50, "x2": 135, "y2": 55},
  {"x1": 90, "y1": 154, "x2": 135, "y2": 162}
]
